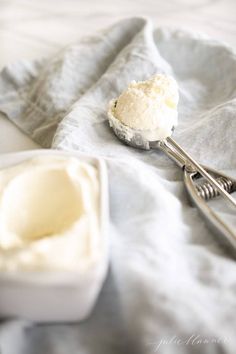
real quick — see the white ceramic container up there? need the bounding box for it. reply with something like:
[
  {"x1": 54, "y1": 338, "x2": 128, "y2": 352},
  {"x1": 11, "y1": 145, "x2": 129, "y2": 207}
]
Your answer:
[{"x1": 0, "y1": 149, "x2": 109, "y2": 323}]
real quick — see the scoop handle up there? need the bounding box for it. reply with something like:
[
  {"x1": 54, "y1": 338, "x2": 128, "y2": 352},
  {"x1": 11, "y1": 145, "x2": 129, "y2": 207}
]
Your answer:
[
  {"x1": 158, "y1": 137, "x2": 236, "y2": 209},
  {"x1": 184, "y1": 166, "x2": 236, "y2": 254}
]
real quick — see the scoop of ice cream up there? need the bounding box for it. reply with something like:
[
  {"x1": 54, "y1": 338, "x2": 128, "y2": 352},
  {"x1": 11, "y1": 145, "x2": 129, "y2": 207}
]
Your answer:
[{"x1": 109, "y1": 74, "x2": 179, "y2": 141}]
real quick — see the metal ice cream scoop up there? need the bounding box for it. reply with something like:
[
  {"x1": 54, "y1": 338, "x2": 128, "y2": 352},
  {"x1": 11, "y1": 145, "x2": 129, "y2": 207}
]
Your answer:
[{"x1": 108, "y1": 99, "x2": 236, "y2": 254}]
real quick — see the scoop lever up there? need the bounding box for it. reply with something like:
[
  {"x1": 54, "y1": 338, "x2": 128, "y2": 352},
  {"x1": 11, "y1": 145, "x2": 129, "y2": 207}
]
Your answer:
[{"x1": 156, "y1": 137, "x2": 236, "y2": 251}]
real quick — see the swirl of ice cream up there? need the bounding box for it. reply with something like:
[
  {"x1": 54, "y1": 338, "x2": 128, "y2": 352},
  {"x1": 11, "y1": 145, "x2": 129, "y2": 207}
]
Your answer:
[
  {"x1": 108, "y1": 74, "x2": 179, "y2": 141},
  {"x1": 0, "y1": 156, "x2": 101, "y2": 272}
]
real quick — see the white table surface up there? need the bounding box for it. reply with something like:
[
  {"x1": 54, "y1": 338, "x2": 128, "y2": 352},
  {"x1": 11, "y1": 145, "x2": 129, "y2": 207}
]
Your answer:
[{"x1": 0, "y1": 0, "x2": 235, "y2": 153}]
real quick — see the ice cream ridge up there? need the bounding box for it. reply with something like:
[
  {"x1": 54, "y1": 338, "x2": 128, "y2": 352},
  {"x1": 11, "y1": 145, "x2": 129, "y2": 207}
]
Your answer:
[{"x1": 108, "y1": 74, "x2": 179, "y2": 141}]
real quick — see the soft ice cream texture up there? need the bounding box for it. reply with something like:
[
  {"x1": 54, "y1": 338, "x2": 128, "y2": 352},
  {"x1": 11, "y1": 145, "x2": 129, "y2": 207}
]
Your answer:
[
  {"x1": 0, "y1": 156, "x2": 100, "y2": 272},
  {"x1": 111, "y1": 74, "x2": 179, "y2": 140}
]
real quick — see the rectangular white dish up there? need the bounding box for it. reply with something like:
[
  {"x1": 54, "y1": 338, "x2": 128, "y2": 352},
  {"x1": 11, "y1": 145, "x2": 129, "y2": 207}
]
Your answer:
[{"x1": 0, "y1": 149, "x2": 109, "y2": 323}]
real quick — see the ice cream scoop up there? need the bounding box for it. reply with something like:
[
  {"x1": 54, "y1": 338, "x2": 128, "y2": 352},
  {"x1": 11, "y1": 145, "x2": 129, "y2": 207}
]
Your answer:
[
  {"x1": 107, "y1": 75, "x2": 236, "y2": 256},
  {"x1": 110, "y1": 74, "x2": 178, "y2": 140}
]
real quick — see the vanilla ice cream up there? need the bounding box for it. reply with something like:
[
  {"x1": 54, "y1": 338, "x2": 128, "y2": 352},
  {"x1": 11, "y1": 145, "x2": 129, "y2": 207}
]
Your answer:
[
  {"x1": 108, "y1": 74, "x2": 179, "y2": 141},
  {"x1": 0, "y1": 156, "x2": 100, "y2": 272}
]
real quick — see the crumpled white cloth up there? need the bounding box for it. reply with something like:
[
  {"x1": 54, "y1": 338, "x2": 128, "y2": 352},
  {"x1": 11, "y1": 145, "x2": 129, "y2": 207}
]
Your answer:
[{"x1": 0, "y1": 17, "x2": 236, "y2": 354}]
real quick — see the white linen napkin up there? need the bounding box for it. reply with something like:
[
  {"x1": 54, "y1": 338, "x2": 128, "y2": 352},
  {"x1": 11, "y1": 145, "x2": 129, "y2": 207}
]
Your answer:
[{"x1": 0, "y1": 17, "x2": 236, "y2": 354}]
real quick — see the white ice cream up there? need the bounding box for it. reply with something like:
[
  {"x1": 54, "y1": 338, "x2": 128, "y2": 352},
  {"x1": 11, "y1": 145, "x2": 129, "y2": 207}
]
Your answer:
[
  {"x1": 108, "y1": 74, "x2": 179, "y2": 141},
  {"x1": 0, "y1": 156, "x2": 100, "y2": 272}
]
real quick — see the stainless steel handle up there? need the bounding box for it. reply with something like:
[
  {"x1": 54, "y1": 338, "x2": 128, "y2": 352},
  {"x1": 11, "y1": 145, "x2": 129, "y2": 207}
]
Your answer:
[
  {"x1": 158, "y1": 137, "x2": 236, "y2": 209},
  {"x1": 155, "y1": 136, "x2": 236, "y2": 252},
  {"x1": 184, "y1": 167, "x2": 236, "y2": 252}
]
